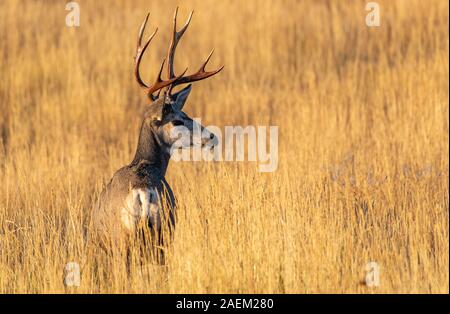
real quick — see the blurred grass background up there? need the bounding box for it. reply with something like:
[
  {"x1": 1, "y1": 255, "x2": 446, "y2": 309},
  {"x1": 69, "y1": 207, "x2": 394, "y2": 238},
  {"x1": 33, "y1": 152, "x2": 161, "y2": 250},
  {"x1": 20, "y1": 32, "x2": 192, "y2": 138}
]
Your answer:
[{"x1": 0, "y1": 0, "x2": 448, "y2": 293}]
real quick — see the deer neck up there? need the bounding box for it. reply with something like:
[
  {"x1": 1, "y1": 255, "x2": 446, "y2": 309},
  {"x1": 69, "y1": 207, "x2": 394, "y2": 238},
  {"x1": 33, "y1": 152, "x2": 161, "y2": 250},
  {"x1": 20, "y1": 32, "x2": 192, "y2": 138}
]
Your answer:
[{"x1": 131, "y1": 121, "x2": 170, "y2": 176}]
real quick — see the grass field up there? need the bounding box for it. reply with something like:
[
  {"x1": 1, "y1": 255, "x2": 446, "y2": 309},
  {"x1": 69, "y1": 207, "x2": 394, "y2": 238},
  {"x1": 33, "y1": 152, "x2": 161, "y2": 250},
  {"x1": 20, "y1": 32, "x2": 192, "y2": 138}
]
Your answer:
[{"x1": 0, "y1": 0, "x2": 448, "y2": 293}]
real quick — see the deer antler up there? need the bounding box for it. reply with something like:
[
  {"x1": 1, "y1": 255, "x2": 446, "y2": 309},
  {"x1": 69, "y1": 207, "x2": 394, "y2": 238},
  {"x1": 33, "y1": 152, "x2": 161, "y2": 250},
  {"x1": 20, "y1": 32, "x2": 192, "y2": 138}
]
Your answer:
[
  {"x1": 134, "y1": 13, "x2": 185, "y2": 100},
  {"x1": 166, "y1": 7, "x2": 223, "y2": 94},
  {"x1": 134, "y1": 9, "x2": 223, "y2": 100}
]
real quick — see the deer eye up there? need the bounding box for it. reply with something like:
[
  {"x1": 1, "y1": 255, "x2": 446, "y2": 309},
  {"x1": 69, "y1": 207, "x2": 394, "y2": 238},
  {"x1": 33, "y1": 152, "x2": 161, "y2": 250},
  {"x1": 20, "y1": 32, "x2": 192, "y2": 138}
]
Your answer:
[{"x1": 172, "y1": 120, "x2": 184, "y2": 126}]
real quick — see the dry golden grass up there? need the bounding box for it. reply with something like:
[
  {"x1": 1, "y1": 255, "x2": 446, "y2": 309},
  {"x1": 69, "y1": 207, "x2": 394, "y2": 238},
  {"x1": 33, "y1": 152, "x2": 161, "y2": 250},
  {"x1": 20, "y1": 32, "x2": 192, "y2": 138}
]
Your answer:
[{"x1": 0, "y1": 0, "x2": 448, "y2": 293}]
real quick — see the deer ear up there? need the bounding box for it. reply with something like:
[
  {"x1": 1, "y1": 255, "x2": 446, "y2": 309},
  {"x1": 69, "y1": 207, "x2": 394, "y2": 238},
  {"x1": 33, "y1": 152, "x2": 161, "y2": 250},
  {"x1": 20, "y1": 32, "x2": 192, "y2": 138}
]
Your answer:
[{"x1": 172, "y1": 84, "x2": 192, "y2": 110}]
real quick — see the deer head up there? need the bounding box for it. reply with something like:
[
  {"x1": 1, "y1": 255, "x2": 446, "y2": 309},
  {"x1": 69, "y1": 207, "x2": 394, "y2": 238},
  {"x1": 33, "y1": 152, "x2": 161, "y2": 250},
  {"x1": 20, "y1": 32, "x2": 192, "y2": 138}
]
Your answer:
[{"x1": 133, "y1": 9, "x2": 222, "y2": 155}]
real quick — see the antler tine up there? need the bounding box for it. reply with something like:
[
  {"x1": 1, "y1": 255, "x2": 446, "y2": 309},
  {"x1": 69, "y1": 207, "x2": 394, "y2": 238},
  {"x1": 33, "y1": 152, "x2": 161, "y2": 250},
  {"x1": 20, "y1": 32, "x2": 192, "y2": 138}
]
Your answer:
[
  {"x1": 167, "y1": 7, "x2": 194, "y2": 80},
  {"x1": 172, "y1": 50, "x2": 224, "y2": 86},
  {"x1": 134, "y1": 13, "x2": 158, "y2": 89},
  {"x1": 137, "y1": 13, "x2": 150, "y2": 50}
]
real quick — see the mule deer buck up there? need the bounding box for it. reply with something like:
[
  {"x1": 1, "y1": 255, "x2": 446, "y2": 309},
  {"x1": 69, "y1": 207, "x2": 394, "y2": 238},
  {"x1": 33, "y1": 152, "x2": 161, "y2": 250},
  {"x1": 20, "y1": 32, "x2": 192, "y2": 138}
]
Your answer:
[{"x1": 92, "y1": 9, "x2": 222, "y2": 263}]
